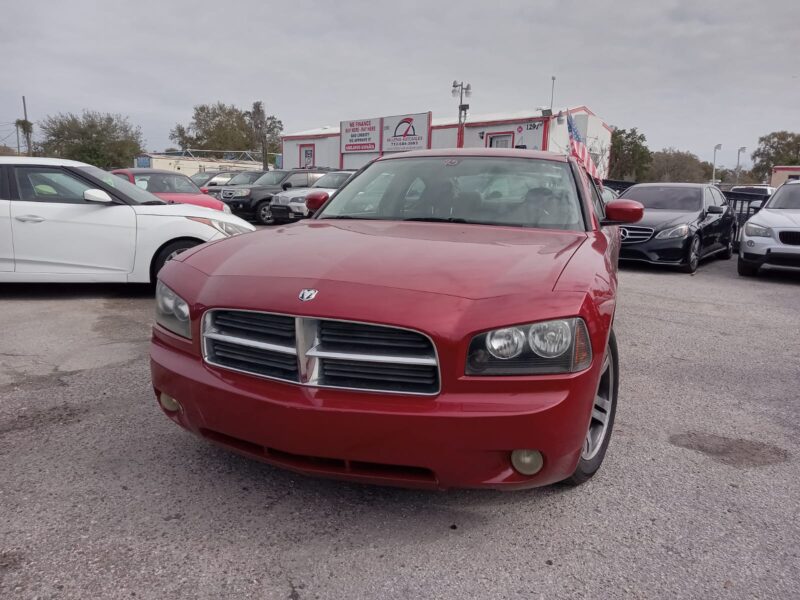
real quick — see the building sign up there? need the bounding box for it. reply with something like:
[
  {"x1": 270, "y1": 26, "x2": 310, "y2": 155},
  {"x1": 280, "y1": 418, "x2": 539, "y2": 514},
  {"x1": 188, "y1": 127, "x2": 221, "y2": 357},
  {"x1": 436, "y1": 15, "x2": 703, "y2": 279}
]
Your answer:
[
  {"x1": 340, "y1": 118, "x2": 380, "y2": 153},
  {"x1": 382, "y1": 112, "x2": 430, "y2": 152}
]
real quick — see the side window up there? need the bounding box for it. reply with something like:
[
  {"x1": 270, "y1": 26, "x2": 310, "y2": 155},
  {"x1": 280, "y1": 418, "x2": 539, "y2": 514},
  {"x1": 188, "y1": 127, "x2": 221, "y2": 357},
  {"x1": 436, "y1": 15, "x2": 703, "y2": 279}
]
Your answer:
[
  {"x1": 287, "y1": 173, "x2": 309, "y2": 187},
  {"x1": 713, "y1": 188, "x2": 727, "y2": 206},
  {"x1": 589, "y1": 180, "x2": 606, "y2": 219},
  {"x1": 704, "y1": 188, "x2": 715, "y2": 208},
  {"x1": 13, "y1": 167, "x2": 94, "y2": 204},
  {"x1": 308, "y1": 173, "x2": 325, "y2": 185}
]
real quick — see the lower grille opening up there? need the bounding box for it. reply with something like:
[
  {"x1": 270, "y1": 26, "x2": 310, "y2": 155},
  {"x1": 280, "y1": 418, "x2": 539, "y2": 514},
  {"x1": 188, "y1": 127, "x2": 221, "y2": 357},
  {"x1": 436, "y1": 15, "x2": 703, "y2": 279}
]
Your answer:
[{"x1": 201, "y1": 429, "x2": 436, "y2": 483}]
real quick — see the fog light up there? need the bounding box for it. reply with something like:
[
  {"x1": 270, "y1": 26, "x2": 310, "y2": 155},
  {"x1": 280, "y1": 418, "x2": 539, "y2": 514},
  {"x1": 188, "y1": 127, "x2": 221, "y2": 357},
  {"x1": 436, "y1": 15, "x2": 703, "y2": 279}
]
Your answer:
[
  {"x1": 511, "y1": 449, "x2": 543, "y2": 475},
  {"x1": 159, "y1": 392, "x2": 181, "y2": 412}
]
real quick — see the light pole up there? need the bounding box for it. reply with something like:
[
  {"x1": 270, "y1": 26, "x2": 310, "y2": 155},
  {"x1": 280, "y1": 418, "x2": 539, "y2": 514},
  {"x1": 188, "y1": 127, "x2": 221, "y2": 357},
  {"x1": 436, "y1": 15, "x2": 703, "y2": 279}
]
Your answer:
[
  {"x1": 452, "y1": 80, "x2": 471, "y2": 148},
  {"x1": 712, "y1": 143, "x2": 722, "y2": 184},
  {"x1": 550, "y1": 76, "x2": 556, "y2": 111},
  {"x1": 736, "y1": 146, "x2": 746, "y2": 184}
]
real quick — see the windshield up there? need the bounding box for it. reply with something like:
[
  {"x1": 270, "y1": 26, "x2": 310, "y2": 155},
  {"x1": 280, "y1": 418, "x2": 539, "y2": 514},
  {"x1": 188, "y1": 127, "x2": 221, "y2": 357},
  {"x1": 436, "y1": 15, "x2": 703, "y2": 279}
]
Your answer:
[
  {"x1": 190, "y1": 172, "x2": 214, "y2": 184},
  {"x1": 765, "y1": 184, "x2": 800, "y2": 209},
  {"x1": 313, "y1": 172, "x2": 351, "y2": 189},
  {"x1": 227, "y1": 171, "x2": 267, "y2": 185},
  {"x1": 132, "y1": 173, "x2": 201, "y2": 194},
  {"x1": 253, "y1": 171, "x2": 288, "y2": 186},
  {"x1": 78, "y1": 167, "x2": 165, "y2": 205},
  {"x1": 316, "y1": 157, "x2": 585, "y2": 230},
  {"x1": 621, "y1": 186, "x2": 702, "y2": 211}
]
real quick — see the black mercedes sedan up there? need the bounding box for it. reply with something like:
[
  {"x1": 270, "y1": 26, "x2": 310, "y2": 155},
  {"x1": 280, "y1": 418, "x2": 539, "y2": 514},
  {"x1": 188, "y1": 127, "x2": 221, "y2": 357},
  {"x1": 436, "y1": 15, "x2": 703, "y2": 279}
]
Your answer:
[{"x1": 617, "y1": 183, "x2": 736, "y2": 273}]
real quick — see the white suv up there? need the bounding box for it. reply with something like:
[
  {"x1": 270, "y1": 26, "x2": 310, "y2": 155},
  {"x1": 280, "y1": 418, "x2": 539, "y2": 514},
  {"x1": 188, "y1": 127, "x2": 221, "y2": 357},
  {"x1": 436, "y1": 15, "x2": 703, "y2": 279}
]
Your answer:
[
  {"x1": 738, "y1": 181, "x2": 800, "y2": 277},
  {"x1": 0, "y1": 157, "x2": 255, "y2": 283}
]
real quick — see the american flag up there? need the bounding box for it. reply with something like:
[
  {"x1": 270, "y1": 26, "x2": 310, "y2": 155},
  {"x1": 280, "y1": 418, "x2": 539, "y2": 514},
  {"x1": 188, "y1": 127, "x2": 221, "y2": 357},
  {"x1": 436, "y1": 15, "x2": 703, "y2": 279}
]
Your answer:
[{"x1": 567, "y1": 113, "x2": 601, "y2": 182}]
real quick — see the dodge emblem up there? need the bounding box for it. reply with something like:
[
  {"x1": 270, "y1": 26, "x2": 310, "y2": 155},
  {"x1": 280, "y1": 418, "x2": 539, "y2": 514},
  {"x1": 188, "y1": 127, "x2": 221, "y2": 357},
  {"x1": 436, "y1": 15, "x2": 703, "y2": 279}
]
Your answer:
[{"x1": 298, "y1": 289, "x2": 318, "y2": 302}]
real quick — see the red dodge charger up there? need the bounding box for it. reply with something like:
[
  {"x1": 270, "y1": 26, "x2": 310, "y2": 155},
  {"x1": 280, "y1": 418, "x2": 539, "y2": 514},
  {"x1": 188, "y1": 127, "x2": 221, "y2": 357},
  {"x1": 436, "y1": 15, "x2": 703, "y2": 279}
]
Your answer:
[{"x1": 150, "y1": 149, "x2": 643, "y2": 490}]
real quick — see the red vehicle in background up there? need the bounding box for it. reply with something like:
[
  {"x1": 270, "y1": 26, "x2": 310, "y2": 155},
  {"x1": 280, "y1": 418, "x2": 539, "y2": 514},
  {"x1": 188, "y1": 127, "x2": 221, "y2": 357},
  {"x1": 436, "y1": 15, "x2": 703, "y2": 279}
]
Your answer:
[
  {"x1": 151, "y1": 149, "x2": 644, "y2": 490},
  {"x1": 112, "y1": 168, "x2": 231, "y2": 213}
]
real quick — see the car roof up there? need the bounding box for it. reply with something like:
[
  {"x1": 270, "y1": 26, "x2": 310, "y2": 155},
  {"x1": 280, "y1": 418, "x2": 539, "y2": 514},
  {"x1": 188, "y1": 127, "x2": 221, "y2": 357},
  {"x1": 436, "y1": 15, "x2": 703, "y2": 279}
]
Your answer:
[
  {"x1": 0, "y1": 156, "x2": 90, "y2": 167},
  {"x1": 376, "y1": 148, "x2": 569, "y2": 162},
  {"x1": 628, "y1": 182, "x2": 707, "y2": 188},
  {"x1": 112, "y1": 168, "x2": 190, "y2": 176}
]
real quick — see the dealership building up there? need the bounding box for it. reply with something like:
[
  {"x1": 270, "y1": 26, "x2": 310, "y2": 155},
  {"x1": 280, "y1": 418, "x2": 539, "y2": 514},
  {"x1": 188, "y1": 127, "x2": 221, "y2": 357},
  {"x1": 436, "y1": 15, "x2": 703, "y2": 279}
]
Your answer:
[{"x1": 281, "y1": 106, "x2": 612, "y2": 175}]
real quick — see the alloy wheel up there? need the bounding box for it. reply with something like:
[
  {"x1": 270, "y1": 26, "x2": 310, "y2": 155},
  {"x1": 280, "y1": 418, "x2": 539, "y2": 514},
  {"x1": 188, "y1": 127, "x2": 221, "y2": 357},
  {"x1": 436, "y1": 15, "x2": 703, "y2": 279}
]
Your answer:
[
  {"x1": 689, "y1": 237, "x2": 700, "y2": 271},
  {"x1": 259, "y1": 203, "x2": 274, "y2": 225},
  {"x1": 581, "y1": 353, "x2": 614, "y2": 461}
]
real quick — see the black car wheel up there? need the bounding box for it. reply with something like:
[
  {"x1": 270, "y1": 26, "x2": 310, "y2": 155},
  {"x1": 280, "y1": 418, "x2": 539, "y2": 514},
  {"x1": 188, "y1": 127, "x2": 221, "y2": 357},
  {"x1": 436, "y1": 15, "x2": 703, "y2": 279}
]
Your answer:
[
  {"x1": 563, "y1": 329, "x2": 619, "y2": 486},
  {"x1": 256, "y1": 201, "x2": 274, "y2": 225},
  {"x1": 151, "y1": 239, "x2": 201, "y2": 281},
  {"x1": 680, "y1": 235, "x2": 701, "y2": 273},
  {"x1": 737, "y1": 256, "x2": 760, "y2": 277}
]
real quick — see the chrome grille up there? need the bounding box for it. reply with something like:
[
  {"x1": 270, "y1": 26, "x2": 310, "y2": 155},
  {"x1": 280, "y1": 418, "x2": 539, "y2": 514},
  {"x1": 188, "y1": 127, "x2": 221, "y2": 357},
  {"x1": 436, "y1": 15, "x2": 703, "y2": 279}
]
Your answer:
[
  {"x1": 620, "y1": 225, "x2": 654, "y2": 244},
  {"x1": 778, "y1": 231, "x2": 800, "y2": 246},
  {"x1": 202, "y1": 310, "x2": 439, "y2": 395}
]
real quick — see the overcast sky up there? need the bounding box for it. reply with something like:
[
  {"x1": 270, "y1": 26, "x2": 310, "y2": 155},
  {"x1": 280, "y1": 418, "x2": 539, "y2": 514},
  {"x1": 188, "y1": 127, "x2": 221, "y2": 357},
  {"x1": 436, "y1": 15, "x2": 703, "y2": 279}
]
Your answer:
[{"x1": 1, "y1": 0, "x2": 797, "y2": 168}]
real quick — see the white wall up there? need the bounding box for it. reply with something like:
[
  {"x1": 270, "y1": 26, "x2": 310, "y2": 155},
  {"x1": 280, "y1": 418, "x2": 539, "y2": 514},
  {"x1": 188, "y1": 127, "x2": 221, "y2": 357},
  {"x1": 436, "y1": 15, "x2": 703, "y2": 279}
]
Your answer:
[
  {"x1": 143, "y1": 156, "x2": 263, "y2": 176},
  {"x1": 430, "y1": 127, "x2": 458, "y2": 149},
  {"x1": 463, "y1": 121, "x2": 546, "y2": 150},
  {"x1": 282, "y1": 137, "x2": 340, "y2": 169}
]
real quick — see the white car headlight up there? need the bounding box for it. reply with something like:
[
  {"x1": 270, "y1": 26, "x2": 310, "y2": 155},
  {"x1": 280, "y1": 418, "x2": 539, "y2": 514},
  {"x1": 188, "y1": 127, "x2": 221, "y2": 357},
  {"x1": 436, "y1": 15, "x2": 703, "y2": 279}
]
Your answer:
[
  {"x1": 289, "y1": 196, "x2": 308, "y2": 203},
  {"x1": 155, "y1": 280, "x2": 192, "y2": 339},
  {"x1": 222, "y1": 203, "x2": 232, "y2": 214},
  {"x1": 186, "y1": 217, "x2": 254, "y2": 237},
  {"x1": 466, "y1": 318, "x2": 592, "y2": 375},
  {"x1": 744, "y1": 222, "x2": 772, "y2": 238},
  {"x1": 655, "y1": 224, "x2": 690, "y2": 239},
  {"x1": 232, "y1": 188, "x2": 250, "y2": 197}
]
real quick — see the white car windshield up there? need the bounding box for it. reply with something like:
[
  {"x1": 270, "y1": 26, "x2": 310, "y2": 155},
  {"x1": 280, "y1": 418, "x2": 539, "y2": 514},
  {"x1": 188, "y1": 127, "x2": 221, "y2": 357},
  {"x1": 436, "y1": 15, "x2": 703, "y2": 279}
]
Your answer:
[
  {"x1": 313, "y1": 172, "x2": 351, "y2": 189},
  {"x1": 316, "y1": 157, "x2": 585, "y2": 230},
  {"x1": 78, "y1": 166, "x2": 165, "y2": 204},
  {"x1": 765, "y1": 185, "x2": 800, "y2": 209}
]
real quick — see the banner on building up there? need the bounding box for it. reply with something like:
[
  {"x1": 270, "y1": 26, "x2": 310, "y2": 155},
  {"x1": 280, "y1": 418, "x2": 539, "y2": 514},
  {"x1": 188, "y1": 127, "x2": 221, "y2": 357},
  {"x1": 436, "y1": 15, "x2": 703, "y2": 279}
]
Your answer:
[
  {"x1": 382, "y1": 112, "x2": 431, "y2": 152},
  {"x1": 340, "y1": 118, "x2": 380, "y2": 153}
]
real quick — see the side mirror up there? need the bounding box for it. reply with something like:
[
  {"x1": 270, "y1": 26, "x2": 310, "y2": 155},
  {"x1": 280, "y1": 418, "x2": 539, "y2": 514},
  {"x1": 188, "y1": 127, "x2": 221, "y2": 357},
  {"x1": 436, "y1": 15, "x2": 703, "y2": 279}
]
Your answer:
[
  {"x1": 84, "y1": 189, "x2": 114, "y2": 204},
  {"x1": 305, "y1": 191, "x2": 329, "y2": 215},
  {"x1": 200, "y1": 187, "x2": 209, "y2": 194},
  {"x1": 750, "y1": 200, "x2": 763, "y2": 212},
  {"x1": 707, "y1": 205, "x2": 724, "y2": 214},
  {"x1": 282, "y1": 182, "x2": 293, "y2": 191},
  {"x1": 601, "y1": 199, "x2": 643, "y2": 225}
]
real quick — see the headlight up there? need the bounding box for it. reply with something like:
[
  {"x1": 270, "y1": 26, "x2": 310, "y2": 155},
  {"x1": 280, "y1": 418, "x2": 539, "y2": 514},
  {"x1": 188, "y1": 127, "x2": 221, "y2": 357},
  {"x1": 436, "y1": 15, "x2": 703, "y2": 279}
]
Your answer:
[
  {"x1": 232, "y1": 188, "x2": 250, "y2": 197},
  {"x1": 155, "y1": 280, "x2": 191, "y2": 339},
  {"x1": 744, "y1": 222, "x2": 772, "y2": 238},
  {"x1": 186, "y1": 217, "x2": 253, "y2": 237},
  {"x1": 222, "y1": 203, "x2": 232, "y2": 214},
  {"x1": 289, "y1": 196, "x2": 307, "y2": 203},
  {"x1": 466, "y1": 318, "x2": 592, "y2": 375},
  {"x1": 655, "y1": 224, "x2": 690, "y2": 239}
]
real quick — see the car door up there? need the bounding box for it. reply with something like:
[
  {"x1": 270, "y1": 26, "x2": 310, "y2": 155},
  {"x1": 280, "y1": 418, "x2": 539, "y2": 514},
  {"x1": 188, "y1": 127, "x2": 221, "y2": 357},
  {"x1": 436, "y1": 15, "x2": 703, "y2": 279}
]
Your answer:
[
  {"x1": 700, "y1": 187, "x2": 720, "y2": 254},
  {"x1": 712, "y1": 188, "x2": 734, "y2": 245},
  {"x1": 9, "y1": 165, "x2": 137, "y2": 276},
  {"x1": 285, "y1": 172, "x2": 310, "y2": 189},
  {"x1": 0, "y1": 166, "x2": 13, "y2": 271}
]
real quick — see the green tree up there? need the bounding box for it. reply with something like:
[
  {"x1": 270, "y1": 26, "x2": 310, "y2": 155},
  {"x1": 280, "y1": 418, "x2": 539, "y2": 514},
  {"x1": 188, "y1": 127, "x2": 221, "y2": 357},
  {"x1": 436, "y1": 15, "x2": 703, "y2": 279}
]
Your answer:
[
  {"x1": 751, "y1": 131, "x2": 800, "y2": 181},
  {"x1": 644, "y1": 148, "x2": 707, "y2": 183},
  {"x1": 38, "y1": 111, "x2": 143, "y2": 169},
  {"x1": 246, "y1": 101, "x2": 283, "y2": 169},
  {"x1": 608, "y1": 127, "x2": 652, "y2": 181}
]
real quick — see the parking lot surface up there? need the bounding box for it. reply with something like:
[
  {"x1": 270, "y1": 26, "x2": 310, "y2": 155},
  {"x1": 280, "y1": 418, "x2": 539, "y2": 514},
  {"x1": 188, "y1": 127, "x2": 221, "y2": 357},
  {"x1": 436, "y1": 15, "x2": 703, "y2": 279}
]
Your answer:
[{"x1": 1, "y1": 257, "x2": 799, "y2": 599}]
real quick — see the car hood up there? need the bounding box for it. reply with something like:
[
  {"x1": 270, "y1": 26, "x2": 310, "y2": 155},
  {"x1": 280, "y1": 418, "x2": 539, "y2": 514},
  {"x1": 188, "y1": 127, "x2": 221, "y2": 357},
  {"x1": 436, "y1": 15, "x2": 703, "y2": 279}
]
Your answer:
[
  {"x1": 635, "y1": 209, "x2": 700, "y2": 230},
  {"x1": 279, "y1": 187, "x2": 337, "y2": 199},
  {"x1": 754, "y1": 208, "x2": 800, "y2": 228},
  {"x1": 180, "y1": 220, "x2": 586, "y2": 300},
  {"x1": 154, "y1": 192, "x2": 224, "y2": 210}
]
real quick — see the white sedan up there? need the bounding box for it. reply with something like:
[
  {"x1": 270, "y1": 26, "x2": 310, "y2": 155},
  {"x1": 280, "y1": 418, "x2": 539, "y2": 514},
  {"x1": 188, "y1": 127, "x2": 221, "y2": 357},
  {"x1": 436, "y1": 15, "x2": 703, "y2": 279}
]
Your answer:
[
  {"x1": 269, "y1": 170, "x2": 354, "y2": 224},
  {"x1": 0, "y1": 157, "x2": 255, "y2": 283},
  {"x1": 738, "y1": 181, "x2": 800, "y2": 277}
]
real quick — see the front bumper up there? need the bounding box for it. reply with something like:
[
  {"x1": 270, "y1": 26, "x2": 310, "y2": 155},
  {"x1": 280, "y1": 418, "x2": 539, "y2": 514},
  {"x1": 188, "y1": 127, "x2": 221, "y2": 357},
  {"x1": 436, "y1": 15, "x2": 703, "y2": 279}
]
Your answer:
[
  {"x1": 270, "y1": 204, "x2": 307, "y2": 222},
  {"x1": 740, "y1": 231, "x2": 800, "y2": 268},
  {"x1": 150, "y1": 332, "x2": 599, "y2": 490},
  {"x1": 619, "y1": 236, "x2": 690, "y2": 266}
]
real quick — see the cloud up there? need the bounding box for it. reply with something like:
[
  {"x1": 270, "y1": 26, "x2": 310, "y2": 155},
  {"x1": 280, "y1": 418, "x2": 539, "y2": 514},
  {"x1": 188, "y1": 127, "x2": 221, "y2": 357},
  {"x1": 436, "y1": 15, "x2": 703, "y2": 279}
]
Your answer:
[{"x1": 1, "y1": 0, "x2": 797, "y2": 168}]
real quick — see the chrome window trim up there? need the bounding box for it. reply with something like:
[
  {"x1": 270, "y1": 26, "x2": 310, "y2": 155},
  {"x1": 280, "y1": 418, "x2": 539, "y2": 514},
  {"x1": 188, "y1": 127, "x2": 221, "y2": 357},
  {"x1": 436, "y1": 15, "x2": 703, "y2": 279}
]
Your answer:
[{"x1": 202, "y1": 309, "x2": 441, "y2": 396}]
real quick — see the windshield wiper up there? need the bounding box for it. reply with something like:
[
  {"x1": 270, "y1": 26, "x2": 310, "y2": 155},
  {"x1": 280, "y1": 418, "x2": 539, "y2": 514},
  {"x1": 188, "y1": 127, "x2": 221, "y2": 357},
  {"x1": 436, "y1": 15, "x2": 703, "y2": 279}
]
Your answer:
[
  {"x1": 402, "y1": 217, "x2": 469, "y2": 223},
  {"x1": 139, "y1": 200, "x2": 166, "y2": 205},
  {"x1": 320, "y1": 215, "x2": 372, "y2": 220}
]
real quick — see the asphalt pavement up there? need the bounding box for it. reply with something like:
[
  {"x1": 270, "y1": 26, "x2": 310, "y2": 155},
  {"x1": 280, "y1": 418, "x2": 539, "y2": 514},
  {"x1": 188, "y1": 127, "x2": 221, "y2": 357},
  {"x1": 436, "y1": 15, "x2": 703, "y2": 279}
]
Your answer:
[{"x1": 1, "y1": 256, "x2": 799, "y2": 599}]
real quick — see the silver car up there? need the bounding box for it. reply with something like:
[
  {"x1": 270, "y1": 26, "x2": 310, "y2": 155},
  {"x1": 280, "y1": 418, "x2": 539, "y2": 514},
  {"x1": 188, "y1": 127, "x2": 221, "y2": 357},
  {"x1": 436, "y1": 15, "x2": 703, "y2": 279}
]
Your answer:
[
  {"x1": 738, "y1": 181, "x2": 800, "y2": 277},
  {"x1": 270, "y1": 171, "x2": 355, "y2": 223}
]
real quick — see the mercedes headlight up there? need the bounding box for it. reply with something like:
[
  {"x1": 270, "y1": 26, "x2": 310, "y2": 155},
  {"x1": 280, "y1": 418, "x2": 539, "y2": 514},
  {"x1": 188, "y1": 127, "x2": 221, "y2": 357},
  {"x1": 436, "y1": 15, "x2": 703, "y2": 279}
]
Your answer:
[
  {"x1": 744, "y1": 222, "x2": 772, "y2": 238},
  {"x1": 466, "y1": 318, "x2": 592, "y2": 375},
  {"x1": 232, "y1": 188, "x2": 250, "y2": 197},
  {"x1": 655, "y1": 224, "x2": 689, "y2": 239},
  {"x1": 187, "y1": 217, "x2": 253, "y2": 237},
  {"x1": 155, "y1": 280, "x2": 191, "y2": 339}
]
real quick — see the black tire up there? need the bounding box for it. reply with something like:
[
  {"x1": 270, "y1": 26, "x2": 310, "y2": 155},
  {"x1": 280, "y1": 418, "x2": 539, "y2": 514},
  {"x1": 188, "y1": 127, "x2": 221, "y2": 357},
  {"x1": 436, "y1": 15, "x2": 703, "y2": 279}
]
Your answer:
[
  {"x1": 152, "y1": 239, "x2": 201, "y2": 280},
  {"x1": 563, "y1": 329, "x2": 619, "y2": 486},
  {"x1": 256, "y1": 201, "x2": 274, "y2": 225},
  {"x1": 737, "y1": 256, "x2": 760, "y2": 277},
  {"x1": 680, "y1": 235, "x2": 701, "y2": 273}
]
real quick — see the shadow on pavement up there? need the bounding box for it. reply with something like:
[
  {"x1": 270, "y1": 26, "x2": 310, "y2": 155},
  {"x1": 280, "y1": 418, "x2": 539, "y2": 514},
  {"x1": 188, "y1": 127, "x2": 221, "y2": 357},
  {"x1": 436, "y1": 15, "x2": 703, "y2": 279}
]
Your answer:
[{"x1": 0, "y1": 282, "x2": 155, "y2": 300}]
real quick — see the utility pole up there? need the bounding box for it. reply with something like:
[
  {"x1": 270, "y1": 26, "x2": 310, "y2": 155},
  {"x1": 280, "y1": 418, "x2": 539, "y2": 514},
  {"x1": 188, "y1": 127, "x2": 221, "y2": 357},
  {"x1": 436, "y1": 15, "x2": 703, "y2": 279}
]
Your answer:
[
  {"x1": 736, "y1": 146, "x2": 746, "y2": 184},
  {"x1": 550, "y1": 76, "x2": 556, "y2": 111},
  {"x1": 22, "y1": 96, "x2": 32, "y2": 155},
  {"x1": 15, "y1": 123, "x2": 21, "y2": 155},
  {"x1": 711, "y1": 143, "x2": 722, "y2": 184}
]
